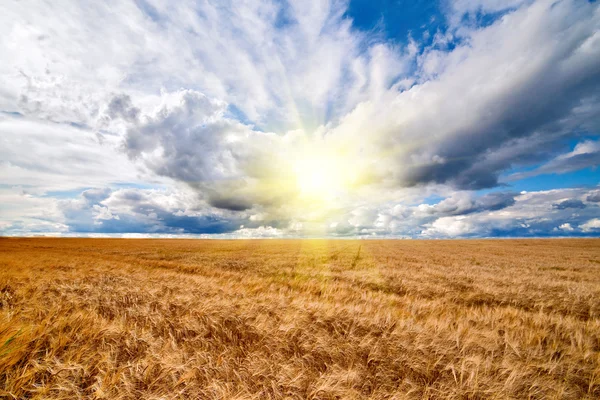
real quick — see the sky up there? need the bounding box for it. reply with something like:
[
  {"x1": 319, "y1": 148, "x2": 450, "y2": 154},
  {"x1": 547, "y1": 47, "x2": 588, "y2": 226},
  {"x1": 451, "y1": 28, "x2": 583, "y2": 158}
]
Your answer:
[{"x1": 0, "y1": 0, "x2": 599, "y2": 238}]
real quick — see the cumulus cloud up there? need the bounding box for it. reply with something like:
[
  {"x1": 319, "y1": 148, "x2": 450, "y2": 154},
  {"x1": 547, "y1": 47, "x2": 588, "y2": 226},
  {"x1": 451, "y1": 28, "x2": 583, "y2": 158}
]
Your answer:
[
  {"x1": 557, "y1": 223, "x2": 574, "y2": 232},
  {"x1": 580, "y1": 218, "x2": 600, "y2": 233},
  {"x1": 48, "y1": 186, "x2": 258, "y2": 234},
  {"x1": 121, "y1": 89, "x2": 299, "y2": 215},
  {"x1": 334, "y1": 187, "x2": 600, "y2": 238},
  {"x1": 2, "y1": 184, "x2": 599, "y2": 238},
  {"x1": 423, "y1": 216, "x2": 475, "y2": 237},
  {"x1": 233, "y1": 225, "x2": 284, "y2": 238}
]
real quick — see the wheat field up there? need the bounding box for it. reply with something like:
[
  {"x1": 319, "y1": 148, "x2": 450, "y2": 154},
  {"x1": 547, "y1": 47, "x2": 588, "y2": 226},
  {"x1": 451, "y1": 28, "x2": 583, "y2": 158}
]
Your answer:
[{"x1": 1, "y1": 238, "x2": 599, "y2": 399}]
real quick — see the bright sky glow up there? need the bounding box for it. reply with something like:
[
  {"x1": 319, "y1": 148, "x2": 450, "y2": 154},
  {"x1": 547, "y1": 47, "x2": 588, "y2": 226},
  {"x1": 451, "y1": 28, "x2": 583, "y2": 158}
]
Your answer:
[{"x1": 293, "y1": 149, "x2": 357, "y2": 202}]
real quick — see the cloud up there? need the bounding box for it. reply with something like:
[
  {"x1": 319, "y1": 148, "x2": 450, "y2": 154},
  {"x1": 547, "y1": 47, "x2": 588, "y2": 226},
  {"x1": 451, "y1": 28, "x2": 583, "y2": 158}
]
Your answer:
[
  {"x1": 106, "y1": 94, "x2": 140, "y2": 122},
  {"x1": 509, "y1": 140, "x2": 600, "y2": 180},
  {"x1": 587, "y1": 190, "x2": 600, "y2": 203},
  {"x1": 232, "y1": 225, "x2": 284, "y2": 238},
  {"x1": 0, "y1": 114, "x2": 147, "y2": 193},
  {"x1": 55, "y1": 186, "x2": 257, "y2": 234},
  {"x1": 417, "y1": 192, "x2": 516, "y2": 216},
  {"x1": 580, "y1": 218, "x2": 600, "y2": 232},
  {"x1": 1, "y1": 0, "x2": 410, "y2": 132},
  {"x1": 1, "y1": 185, "x2": 599, "y2": 238},
  {"x1": 558, "y1": 223, "x2": 574, "y2": 232},
  {"x1": 121, "y1": 89, "x2": 297, "y2": 215},
  {"x1": 340, "y1": 0, "x2": 600, "y2": 190},
  {"x1": 553, "y1": 199, "x2": 586, "y2": 210},
  {"x1": 423, "y1": 216, "x2": 474, "y2": 237},
  {"x1": 92, "y1": 204, "x2": 120, "y2": 222},
  {"x1": 337, "y1": 187, "x2": 600, "y2": 238}
]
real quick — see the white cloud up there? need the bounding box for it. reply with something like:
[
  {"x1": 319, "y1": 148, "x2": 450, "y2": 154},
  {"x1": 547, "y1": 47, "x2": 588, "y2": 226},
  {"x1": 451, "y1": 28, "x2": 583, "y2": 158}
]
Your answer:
[
  {"x1": 335, "y1": 187, "x2": 600, "y2": 238},
  {"x1": 92, "y1": 204, "x2": 120, "y2": 223},
  {"x1": 1, "y1": 184, "x2": 599, "y2": 238},
  {"x1": 580, "y1": 218, "x2": 600, "y2": 233},
  {"x1": 423, "y1": 216, "x2": 474, "y2": 237},
  {"x1": 0, "y1": 0, "x2": 411, "y2": 131},
  {"x1": 232, "y1": 225, "x2": 283, "y2": 238},
  {"x1": 0, "y1": 114, "x2": 148, "y2": 192},
  {"x1": 558, "y1": 223, "x2": 574, "y2": 232}
]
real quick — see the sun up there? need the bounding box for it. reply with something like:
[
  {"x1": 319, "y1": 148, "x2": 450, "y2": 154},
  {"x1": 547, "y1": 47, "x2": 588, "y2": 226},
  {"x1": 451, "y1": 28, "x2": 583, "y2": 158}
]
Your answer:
[
  {"x1": 294, "y1": 157, "x2": 338, "y2": 197},
  {"x1": 292, "y1": 150, "x2": 355, "y2": 203}
]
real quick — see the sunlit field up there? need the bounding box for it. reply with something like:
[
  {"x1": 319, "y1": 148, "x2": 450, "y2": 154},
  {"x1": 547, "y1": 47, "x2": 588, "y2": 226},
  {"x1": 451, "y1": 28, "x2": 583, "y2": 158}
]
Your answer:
[{"x1": 1, "y1": 238, "x2": 600, "y2": 399}]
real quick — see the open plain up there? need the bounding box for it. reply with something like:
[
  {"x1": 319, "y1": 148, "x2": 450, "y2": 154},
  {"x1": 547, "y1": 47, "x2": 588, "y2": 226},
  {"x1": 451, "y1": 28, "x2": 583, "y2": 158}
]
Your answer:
[{"x1": 1, "y1": 238, "x2": 599, "y2": 399}]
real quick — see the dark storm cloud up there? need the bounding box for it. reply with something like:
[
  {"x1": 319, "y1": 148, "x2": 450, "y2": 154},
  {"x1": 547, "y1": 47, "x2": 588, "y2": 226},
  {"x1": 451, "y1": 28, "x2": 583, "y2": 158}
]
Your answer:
[
  {"x1": 94, "y1": 212, "x2": 238, "y2": 235},
  {"x1": 207, "y1": 194, "x2": 253, "y2": 212},
  {"x1": 476, "y1": 192, "x2": 517, "y2": 212}
]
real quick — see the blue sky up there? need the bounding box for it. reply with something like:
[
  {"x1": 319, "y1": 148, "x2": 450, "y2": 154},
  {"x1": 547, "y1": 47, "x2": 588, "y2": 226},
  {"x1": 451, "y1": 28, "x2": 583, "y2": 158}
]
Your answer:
[
  {"x1": 346, "y1": 0, "x2": 446, "y2": 43},
  {"x1": 0, "y1": 0, "x2": 599, "y2": 238}
]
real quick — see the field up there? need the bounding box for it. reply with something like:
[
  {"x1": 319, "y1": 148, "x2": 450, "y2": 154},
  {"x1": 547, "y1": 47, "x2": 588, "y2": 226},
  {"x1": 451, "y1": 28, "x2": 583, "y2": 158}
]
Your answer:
[{"x1": 1, "y1": 238, "x2": 599, "y2": 399}]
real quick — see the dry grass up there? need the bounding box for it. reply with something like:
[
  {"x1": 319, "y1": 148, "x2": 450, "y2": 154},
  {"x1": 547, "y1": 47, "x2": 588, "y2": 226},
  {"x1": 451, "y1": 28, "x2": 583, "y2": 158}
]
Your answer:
[{"x1": 1, "y1": 238, "x2": 600, "y2": 399}]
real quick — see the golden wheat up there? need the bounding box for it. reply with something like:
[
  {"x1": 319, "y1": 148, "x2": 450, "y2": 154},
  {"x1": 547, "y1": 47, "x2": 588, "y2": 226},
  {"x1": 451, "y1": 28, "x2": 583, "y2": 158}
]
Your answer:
[{"x1": 1, "y1": 238, "x2": 599, "y2": 399}]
